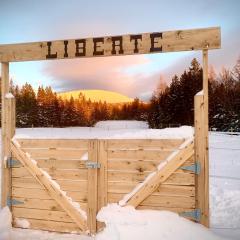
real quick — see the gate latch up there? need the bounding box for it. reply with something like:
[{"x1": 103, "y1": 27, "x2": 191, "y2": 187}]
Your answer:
[{"x1": 85, "y1": 161, "x2": 101, "y2": 169}]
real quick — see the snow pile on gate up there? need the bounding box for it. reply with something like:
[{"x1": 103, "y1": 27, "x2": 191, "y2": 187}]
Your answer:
[
  {"x1": 14, "y1": 125, "x2": 194, "y2": 139},
  {"x1": 96, "y1": 204, "x2": 224, "y2": 240},
  {"x1": 0, "y1": 204, "x2": 226, "y2": 240},
  {"x1": 95, "y1": 121, "x2": 149, "y2": 130}
]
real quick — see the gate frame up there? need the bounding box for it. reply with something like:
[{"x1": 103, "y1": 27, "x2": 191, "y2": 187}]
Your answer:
[{"x1": 1, "y1": 27, "x2": 221, "y2": 230}]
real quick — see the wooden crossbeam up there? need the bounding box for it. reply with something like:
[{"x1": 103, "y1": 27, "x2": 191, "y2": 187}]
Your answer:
[
  {"x1": 0, "y1": 27, "x2": 220, "y2": 62},
  {"x1": 126, "y1": 140, "x2": 194, "y2": 208},
  {"x1": 11, "y1": 140, "x2": 88, "y2": 232}
]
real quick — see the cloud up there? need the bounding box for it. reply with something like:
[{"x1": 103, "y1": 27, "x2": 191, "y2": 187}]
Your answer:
[{"x1": 43, "y1": 55, "x2": 161, "y2": 99}]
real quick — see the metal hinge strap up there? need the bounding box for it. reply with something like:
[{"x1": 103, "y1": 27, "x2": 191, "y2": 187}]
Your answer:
[
  {"x1": 180, "y1": 162, "x2": 200, "y2": 174},
  {"x1": 180, "y1": 209, "x2": 201, "y2": 222},
  {"x1": 7, "y1": 157, "x2": 20, "y2": 168},
  {"x1": 7, "y1": 196, "x2": 24, "y2": 207}
]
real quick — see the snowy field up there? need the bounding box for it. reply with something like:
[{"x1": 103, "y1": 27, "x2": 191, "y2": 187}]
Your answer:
[{"x1": 0, "y1": 124, "x2": 239, "y2": 240}]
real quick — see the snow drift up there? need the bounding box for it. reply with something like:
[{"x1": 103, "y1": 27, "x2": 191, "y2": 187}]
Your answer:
[{"x1": 96, "y1": 204, "x2": 224, "y2": 240}]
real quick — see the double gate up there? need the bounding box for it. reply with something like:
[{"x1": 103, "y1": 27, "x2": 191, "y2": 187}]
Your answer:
[{"x1": 8, "y1": 137, "x2": 199, "y2": 234}]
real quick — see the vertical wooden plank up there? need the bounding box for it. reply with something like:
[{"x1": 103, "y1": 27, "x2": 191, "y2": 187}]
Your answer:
[
  {"x1": 87, "y1": 140, "x2": 98, "y2": 234},
  {"x1": 202, "y1": 49, "x2": 209, "y2": 227},
  {"x1": 1, "y1": 62, "x2": 11, "y2": 208},
  {"x1": 194, "y1": 93, "x2": 205, "y2": 224},
  {"x1": 97, "y1": 140, "x2": 108, "y2": 231}
]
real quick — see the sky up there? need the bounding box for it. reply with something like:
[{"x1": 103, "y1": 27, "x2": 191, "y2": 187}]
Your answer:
[{"x1": 0, "y1": 0, "x2": 240, "y2": 100}]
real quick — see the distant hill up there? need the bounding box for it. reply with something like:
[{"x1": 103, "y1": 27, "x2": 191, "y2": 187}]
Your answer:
[{"x1": 57, "y1": 89, "x2": 133, "y2": 104}]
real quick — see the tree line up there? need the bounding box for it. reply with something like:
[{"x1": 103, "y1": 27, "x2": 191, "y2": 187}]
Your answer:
[
  {"x1": 148, "y1": 58, "x2": 240, "y2": 132},
  {"x1": 0, "y1": 57, "x2": 239, "y2": 131},
  {"x1": 0, "y1": 83, "x2": 147, "y2": 127}
]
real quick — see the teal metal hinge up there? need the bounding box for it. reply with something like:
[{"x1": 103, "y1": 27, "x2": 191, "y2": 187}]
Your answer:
[
  {"x1": 85, "y1": 161, "x2": 101, "y2": 169},
  {"x1": 181, "y1": 162, "x2": 200, "y2": 174},
  {"x1": 7, "y1": 196, "x2": 24, "y2": 207},
  {"x1": 180, "y1": 209, "x2": 201, "y2": 222},
  {"x1": 7, "y1": 157, "x2": 20, "y2": 168}
]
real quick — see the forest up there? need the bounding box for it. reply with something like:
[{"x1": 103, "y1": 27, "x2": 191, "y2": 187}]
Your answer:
[{"x1": 0, "y1": 57, "x2": 239, "y2": 131}]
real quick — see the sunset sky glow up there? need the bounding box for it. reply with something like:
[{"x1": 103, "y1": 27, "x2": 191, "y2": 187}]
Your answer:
[{"x1": 0, "y1": 0, "x2": 240, "y2": 100}]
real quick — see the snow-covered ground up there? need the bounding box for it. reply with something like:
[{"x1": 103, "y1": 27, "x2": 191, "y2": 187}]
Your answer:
[
  {"x1": 209, "y1": 132, "x2": 240, "y2": 239},
  {"x1": 0, "y1": 126, "x2": 239, "y2": 240}
]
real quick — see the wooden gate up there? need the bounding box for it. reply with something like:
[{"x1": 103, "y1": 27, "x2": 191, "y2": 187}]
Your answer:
[
  {"x1": 9, "y1": 135, "x2": 203, "y2": 235},
  {"x1": 10, "y1": 139, "x2": 93, "y2": 233}
]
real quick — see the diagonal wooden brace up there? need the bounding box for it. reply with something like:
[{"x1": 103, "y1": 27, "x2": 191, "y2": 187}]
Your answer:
[
  {"x1": 126, "y1": 140, "x2": 194, "y2": 208},
  {"x1": 11, "y1": 140, "x2": 88, "y2": 232}
]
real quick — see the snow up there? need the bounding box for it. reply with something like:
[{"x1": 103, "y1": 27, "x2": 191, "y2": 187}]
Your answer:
[
  {"x1": 81, "y1": 153, "x2": 88, "y2": 161},
  {"x1": 95, "y1": 121, "x2": 149, "y2": 130},
  {"x1": 209, "y1": 132, "x2": 240, "y2": 239},
  {"x1": 196, "y1": 90, "x2": 204, "y2": 95},
  {"x1": 0, "y1": 127, "x2": 239, "y2": 239},
  {"x1": 96, "y1": 204, "x2": 223, "y2": 240},
  {"x1": 5, "y1": 93, "x2": 14, "y2": 99},
  {"x1": 13, "y1": 125, "x2": 194, "y2": 140},
  {"x1": 15, "y1": 218, "x2": 30, "y2": 229},
  {"x1": 0, "y1": 207, "x2": 12, "y2": 240}
]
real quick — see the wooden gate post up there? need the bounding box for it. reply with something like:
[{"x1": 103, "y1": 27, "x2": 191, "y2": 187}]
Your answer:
[
  {"x1": 194, "y1": 49, "x2": 209, "y2": 227},
  {"x1": 97, "y1": 140, "x2": 108, "y2": 231},
  {"x1": 202, "y1": 49, "x2": 209, "y2": 227},
  {"x1": 87, "y1": 139, "x2": 98, "y2": 234},
  {"x1": 1, "y1": 62, "x2": 16, "y2": 208}
]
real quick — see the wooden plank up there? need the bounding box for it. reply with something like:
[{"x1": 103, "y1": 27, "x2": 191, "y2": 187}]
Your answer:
[
  {"x1": 108, "y1": 182, "x2": 195, "y2": 197},
  {"x1": 107, "y1": 139, "x2": 185, "y2": 150},
  {"x1": 13, "y1": 218, "x2": 81, "y2": 233},
  {"x1": 87, "y1": 140, "x2": 98, "y2": 234},
  {"x1": 11, "y1": 197, "x2": 87, "y2": 212},
  {"x1": 12, "y1": 159, "x2": 87, "y2": 169},
  {"x1": 137, "y1": 205, "x2": 194, "y2": 214},
  {"x1": 21, "y1": 148, "x2": 87, "y2": 159},
  {"x1": 17, "y1": 139, "x2": 89, "y2": 149},
  {"x1": 202, "y1": 49, "x2": 209, "y2": 227},
  {"x1": 108, "y1": 159, "x2": 159, "y2": 172},
  {"x1": 108, "y1": 193, "x2": 195, "y2": 209},
  {"x1": 97, "y1": 140, "x2": 108, "y2": 231},
  {"x1": 11, "y1": 141, "x2": 88, "y2": 231},
  {"x1": 13, "y1": 207, "x2": 74, "y2": 223},
  {"x1": 12, "y1": 177, "x2": 88, "y2": 192},
  {"x1": 108, "y1": 149, "x2": 172, "y2": 160},
  {"x1": 126, "y1": 140, "x2": 194, "y2": 207},
  {"x1": 12, "y1": 187, "x2": 87, "y2": 202},
  {"x1": 1, "y1": 62, "x2": 12, "y2": 208},
  {"x1": 12, "y1": 167, "x2": 88, "y2": 180},
  {"x1": 12, "y1": 197, "x2": 64, "y2": 211},
  {"x1": 108, "y1": 155, "x2": 194, "y2": 172},
  {"x1": 107, "y1": 171, "x2": 194, "y2": 185},
  {"x1": 0, "y1": 27, "x2": 220, "y2": 62}
]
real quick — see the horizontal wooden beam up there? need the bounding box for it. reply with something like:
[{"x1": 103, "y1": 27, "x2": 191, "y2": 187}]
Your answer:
[{"x1": 0, "y1": 27, "x2": 221, "y2": 62}]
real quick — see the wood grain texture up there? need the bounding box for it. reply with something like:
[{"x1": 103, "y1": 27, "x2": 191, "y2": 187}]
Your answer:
[
  {"x1": 0, "y1": 27, "x2": 220, "y2": 62},
  {"x1": 87, "y1": 140, "x2": 98, "y2": 234},
  {"x1": 126, "y1": 141, "x2": 194, "y2": 207},
  {"x1": 11, "y1": 140, "x2": 88, "y2": 232},
  {"x1": 13, "y1": 218, "x2": 81, "y2": 233}
]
